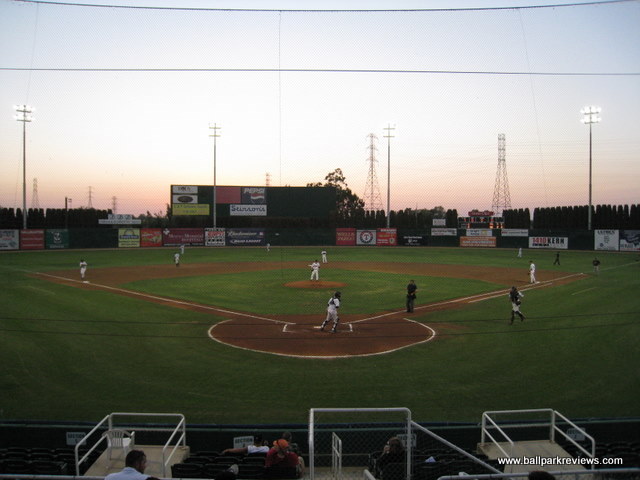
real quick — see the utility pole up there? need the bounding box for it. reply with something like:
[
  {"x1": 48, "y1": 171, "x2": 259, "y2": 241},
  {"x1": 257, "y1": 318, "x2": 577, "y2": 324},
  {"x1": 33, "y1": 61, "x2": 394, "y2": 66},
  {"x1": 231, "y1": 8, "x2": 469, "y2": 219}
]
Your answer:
[
  {"x1": 383, "y1": 124, "x2": 395, "y2": 228},
  {"x1": 209, "y1": 123, "x2": 221, "y2": 228},
  {"x1": 581, "y1": 106, "x2": 601, "y2": 231},
  {"x1": 14, "y1": 105, "x2": 33, "y2": 229}
]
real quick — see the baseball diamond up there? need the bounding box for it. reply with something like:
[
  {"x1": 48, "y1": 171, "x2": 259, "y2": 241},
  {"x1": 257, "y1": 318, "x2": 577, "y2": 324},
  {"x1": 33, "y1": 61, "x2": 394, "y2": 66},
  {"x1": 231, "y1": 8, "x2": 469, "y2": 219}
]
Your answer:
[{"x1": 37, "y1": 260, "x2": 582, "y2": 359}]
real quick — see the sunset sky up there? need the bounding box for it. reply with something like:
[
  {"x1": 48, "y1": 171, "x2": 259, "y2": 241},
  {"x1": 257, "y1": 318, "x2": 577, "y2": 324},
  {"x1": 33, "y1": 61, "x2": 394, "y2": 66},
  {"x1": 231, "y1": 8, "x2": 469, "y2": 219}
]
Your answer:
[{"x1": 1, "y1": 0, "x2": 638, "y2": 217}]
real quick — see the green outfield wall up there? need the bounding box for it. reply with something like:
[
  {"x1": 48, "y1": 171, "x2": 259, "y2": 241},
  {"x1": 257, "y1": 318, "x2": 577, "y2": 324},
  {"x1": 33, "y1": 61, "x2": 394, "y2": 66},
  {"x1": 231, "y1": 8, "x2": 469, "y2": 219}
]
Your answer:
[{"x1": 1, "y1": 227, "x2": 638, "y2": 252}]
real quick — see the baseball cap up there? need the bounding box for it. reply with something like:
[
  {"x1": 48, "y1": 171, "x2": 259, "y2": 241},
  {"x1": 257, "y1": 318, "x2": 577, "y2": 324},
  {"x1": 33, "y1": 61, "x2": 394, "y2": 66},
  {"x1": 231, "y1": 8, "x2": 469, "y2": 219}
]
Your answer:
[{"x1": 273, "y1": 439, "x2": 289, "y2": 449}]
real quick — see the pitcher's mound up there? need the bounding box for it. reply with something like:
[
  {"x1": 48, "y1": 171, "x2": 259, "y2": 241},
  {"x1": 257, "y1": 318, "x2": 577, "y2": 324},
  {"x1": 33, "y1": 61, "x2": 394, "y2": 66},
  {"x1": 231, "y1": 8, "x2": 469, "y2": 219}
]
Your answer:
[{"x1": 285, "y1": 280, "x2": 347, "y2": 289}]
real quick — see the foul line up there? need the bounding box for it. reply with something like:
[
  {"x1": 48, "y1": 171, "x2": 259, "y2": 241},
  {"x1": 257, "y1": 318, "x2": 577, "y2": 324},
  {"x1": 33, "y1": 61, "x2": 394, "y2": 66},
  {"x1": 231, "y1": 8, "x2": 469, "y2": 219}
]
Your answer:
[{"x1": 35, "y1": 272, "x2": 293, "y2": 325}]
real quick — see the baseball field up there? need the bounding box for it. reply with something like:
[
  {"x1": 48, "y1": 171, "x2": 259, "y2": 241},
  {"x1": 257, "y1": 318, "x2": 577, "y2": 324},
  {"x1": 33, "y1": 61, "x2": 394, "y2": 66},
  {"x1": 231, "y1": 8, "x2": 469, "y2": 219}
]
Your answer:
[{"x1": 0, "y1": 245, "x2": 638, "y2": 425}]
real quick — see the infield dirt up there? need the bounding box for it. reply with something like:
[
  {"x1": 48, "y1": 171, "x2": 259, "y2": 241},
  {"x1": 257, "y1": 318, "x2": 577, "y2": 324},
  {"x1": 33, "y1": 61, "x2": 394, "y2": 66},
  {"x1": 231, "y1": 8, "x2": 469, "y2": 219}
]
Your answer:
[{"x1": 40, "y1": 261, "x2": 581, "y2": 358}]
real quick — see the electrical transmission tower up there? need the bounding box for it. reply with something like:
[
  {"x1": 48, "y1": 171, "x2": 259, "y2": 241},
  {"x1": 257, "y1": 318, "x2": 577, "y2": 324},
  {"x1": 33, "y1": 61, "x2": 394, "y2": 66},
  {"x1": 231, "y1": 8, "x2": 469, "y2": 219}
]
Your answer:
[
  {"x1": 111, "y1": 196, "x2": 117, "y2": 214},
  {"x1": 363, "y1": 133, "x2": 383, "y2": 212},
  {"x1": 32, "y1": 178, "x2": 40, "y2": 209},
  {"x1": 87, "y1": 186, "x2": 94, "y2": 208},
  {"x1": 491, "y1": 133, "x2": 511, "y2": 216}
]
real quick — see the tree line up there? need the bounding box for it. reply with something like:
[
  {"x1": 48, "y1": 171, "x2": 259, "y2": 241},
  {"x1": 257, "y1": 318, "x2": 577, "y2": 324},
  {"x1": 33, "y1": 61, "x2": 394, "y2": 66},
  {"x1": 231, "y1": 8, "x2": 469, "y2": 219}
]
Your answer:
[{"x1": 1, "y1": 168, "x2": 637, "y2": 230}]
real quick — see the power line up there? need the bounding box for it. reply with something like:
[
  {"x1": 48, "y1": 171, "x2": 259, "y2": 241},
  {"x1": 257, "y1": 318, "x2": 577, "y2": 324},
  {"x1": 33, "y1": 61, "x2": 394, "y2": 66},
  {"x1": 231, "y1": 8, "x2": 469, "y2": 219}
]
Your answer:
[
  {"x1": 12, "y1": 0, "x2": 639, "y2": 13},
  {"x1": 1, "y1": 67, "x2": 637, "y2": 76}
]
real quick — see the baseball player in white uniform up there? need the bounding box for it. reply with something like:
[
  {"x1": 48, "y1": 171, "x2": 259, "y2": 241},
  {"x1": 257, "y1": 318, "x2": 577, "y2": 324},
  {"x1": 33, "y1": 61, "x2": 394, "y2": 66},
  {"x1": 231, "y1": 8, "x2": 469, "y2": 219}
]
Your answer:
[
  {"x1": 529, "y1": 260, "x2": 537, "y2": 283},
  {"x1": 174, "y1": 252, "x2": 180, "y2": 267},
  {"x1": 309, "y1": 260, "x2": 320, "y2": 281},
  {"x1": 320, "y1": 291, "x2": 341, "y2": 333},
  {"x1": 79, "y1": 259, "x2": 87, "y2": 280},
  {"x1": 321, "y1": 250, "x2": 328, "y2": 263}
]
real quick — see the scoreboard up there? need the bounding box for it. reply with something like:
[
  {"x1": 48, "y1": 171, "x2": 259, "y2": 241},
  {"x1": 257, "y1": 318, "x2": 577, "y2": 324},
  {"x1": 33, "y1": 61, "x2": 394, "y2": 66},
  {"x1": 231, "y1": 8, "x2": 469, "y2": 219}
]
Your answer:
[{"x1": 171, "y1": 185, "x2": 336, "y2": 218}]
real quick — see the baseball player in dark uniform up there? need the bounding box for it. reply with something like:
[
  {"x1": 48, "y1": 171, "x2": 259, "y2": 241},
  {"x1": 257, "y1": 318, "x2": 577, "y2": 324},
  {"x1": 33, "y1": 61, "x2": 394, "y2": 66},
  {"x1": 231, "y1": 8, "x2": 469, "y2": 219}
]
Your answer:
[
  {"x1": 406, "y1": 280, "x2": 417, "y2": 313},
  {"x1": 509, "y1": 286, "x2": 525, "y2": 324}
]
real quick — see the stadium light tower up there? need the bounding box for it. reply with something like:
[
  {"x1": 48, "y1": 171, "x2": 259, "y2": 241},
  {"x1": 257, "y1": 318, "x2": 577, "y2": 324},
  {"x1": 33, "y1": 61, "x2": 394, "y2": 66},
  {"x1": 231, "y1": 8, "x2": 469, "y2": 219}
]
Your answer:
[
  {"x1": 580, "y1": 106, "x2": 601, "y2": 231},
  {"x1": 383, "y1": 124, "x2": 395, "y2": 228},
  {"x1": 209, "y1": 123, "x2": 221, "y2": 228},
  {"x1": 14, "y1": 104, "x2": 34, "y2": 229}
]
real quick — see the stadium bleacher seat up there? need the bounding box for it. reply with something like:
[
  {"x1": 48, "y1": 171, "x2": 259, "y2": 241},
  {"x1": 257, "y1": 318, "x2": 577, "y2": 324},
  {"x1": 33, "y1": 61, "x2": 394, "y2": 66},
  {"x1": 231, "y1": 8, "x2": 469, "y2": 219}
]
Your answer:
[{"x1": 171, "y1": 462, "x2": 203, "y2": 478}]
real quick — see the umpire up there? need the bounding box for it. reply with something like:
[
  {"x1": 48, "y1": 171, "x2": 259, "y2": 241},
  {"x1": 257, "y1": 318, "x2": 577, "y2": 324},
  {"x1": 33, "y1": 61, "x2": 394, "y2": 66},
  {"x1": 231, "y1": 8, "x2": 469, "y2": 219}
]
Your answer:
[{"x1": 406, "y1": 280, "x2": 417, "y2": 313}]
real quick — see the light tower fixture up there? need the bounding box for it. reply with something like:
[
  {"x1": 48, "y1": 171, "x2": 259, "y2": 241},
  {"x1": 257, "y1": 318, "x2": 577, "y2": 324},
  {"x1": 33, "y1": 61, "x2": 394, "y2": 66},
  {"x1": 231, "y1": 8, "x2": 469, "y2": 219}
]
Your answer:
[
  {"x1": 209, "y1": 123, "x2": 222, "y2": 228},
  {"x1": 580, "y1": 105, "x2": 601, "y2": 231},
  {"x1": 383, "y1": 124, "x2": 395, "y2": 228},
  {"x1": 14, "y1": 104, "x2": 34, "y2": 230}
]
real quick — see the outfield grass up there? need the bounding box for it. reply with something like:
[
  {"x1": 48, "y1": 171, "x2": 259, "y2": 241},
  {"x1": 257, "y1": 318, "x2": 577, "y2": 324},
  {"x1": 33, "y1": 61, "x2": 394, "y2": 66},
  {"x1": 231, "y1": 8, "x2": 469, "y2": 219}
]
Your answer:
[{"x1": 1, "y1": 246, "x2": 638, "y2": 424}]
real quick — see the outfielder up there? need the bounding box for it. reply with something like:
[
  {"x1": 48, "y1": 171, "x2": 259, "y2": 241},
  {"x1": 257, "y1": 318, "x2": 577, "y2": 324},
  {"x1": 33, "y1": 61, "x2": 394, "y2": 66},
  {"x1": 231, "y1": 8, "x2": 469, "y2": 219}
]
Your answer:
[
  {"x1": 79, "y1": 259, "x2": 88, "y2": 280},
  {"x1": 320, "y1": 291, "x2": 341, "y2": 333},
  {"x1": 528, "y1": 260, "x2": 537, "y2": 283},
  {"x1": 509, "y1": 286, "x2": 525, "y2": 324},
  {"x1": 309, "y1": 260, "x2": 320, "y2": 281},
  {"x1": 321, "y1": 250, "x2": 328, "y2": 263}
]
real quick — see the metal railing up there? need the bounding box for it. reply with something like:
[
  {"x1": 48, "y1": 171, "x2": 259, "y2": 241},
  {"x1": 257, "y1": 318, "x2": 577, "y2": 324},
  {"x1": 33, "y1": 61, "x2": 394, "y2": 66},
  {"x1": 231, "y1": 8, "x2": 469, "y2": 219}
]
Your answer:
[
  {"x1": 480, "y1": 409, "x2": 596, "y2": 468},
  {"x1": 73, "y1": 412, "x2": 187, "y2": 476},
  {"x1": 436, "y1": 468, "x2": 640, "y2": 480}
]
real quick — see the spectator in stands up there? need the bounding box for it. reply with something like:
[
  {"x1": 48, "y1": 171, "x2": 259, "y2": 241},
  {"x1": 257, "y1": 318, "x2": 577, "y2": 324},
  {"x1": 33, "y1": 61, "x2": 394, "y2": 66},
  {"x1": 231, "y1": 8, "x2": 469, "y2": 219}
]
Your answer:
[
  {"x1": 265, "y1": 439, "x2": 305, "y2": 478},
  {"x1": 222, "y1": 434, "x2": 270, "y2": 456},
  {"x1": 105, "y1": 450, "x2": 149, "y2": 480},
  {"x1": 529, "y1": 472, "x2": 555, "y2": 480},
  {"x1": 281, "y1": 431, "x2": 301, "y2": 455},
  {"x1": 373, "y1": 437, "x2": 406, "y2": 478}
]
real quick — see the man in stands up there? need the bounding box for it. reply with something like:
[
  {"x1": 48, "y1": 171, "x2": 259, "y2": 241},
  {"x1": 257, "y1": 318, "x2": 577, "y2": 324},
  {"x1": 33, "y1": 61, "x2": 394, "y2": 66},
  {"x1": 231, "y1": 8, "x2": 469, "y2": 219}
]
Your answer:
[
  {"x1": 105, "y1": 450, "x2": 149, "y2": 480},
  {"x1": 265, "y1": 439, "x2": 304, "y2": 478}
]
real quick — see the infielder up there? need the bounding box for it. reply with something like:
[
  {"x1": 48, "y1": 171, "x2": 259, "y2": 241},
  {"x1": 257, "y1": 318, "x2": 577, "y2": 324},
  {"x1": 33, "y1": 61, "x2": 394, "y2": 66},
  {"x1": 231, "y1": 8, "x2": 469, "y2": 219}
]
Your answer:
[
  {"x1": 79, "y1": 259, "x2": 88, "y2": 280},
  {"x1": 309, "y1": 259, "x2": 320, "y2": 281},
  {"x1": 320, "y1": 291, "x2": 341, "y2": 333},
  {"x1": 592, "y1": 257, "x2": 601, "y2": 275},
  {"x1": 528, "y1": 260, "x2": 537, "y2": 283},
  {"x1": 509, "y1": 286, "x2": 525, "y2": 324},
  {"x1": 321, "y1": 250, "x2": 328, "y2": 263},
  {"x1": 174, "y1": 252, "x2": 180, "y2": 267}
]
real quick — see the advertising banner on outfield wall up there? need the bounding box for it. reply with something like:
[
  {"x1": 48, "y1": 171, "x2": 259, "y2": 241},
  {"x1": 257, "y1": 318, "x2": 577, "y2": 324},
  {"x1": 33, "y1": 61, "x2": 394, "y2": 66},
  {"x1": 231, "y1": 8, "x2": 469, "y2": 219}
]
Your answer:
[
  {"x1": 336, "y1": 228, "x2": 356, "y2": 246},
  {"x1": 376, "y1": 228, "x2": 397, "y2": 246},
  {"x1": 46, "y1": 229, "x2": 69, "y2": 249},
  {"x1": 356, "y1": 229, "x2": 377, "y2": 246},
  {"x1": 226, "y1": 228, "x2": 265, "y2": 246},
  {"x1": 0, "y1": 229, "x2": 19, "y2": 250},
  {"x1": 118, "y1": 228, "x2": 141, "y2": 248},
  {"x1": 230, "y1": 204, "x2": 267, "y2": 216},
  {"x1": 141, "y1": 229, "x2": 162, "y2": 247},
  {"x1": 529, "y1": 236, "x2": 568, "y2": 249},
  {"x1": 594, "y1": 229, "x2": 619, "y2": 251},
  {"x1": 401, "y1": 235, "x2": 428, "y2": 246},
  {"x1": 162, "y1": 228, "x2": 204, "y2": 246},
  {"x1": 460, "y1": 236, "x2": 497, "y2": 248},
  {"x1": 620, "y1": 230, "x2": 640, "y2": 251},
  {"x1": 501, "y1": 229, "x2": 529, "y2": 237},
  {"x1": 431, "y1": 228, "x2": 457, "y2": 236},
  {"x1": 465, "y1": 229, "x2": 493, "y2": 237},
  {"x1": 205, "y1": 228, "x2": 226, "y2": 247},
  {"x1": 20, "y1": 229, "x2": 44, "y2": 250}
]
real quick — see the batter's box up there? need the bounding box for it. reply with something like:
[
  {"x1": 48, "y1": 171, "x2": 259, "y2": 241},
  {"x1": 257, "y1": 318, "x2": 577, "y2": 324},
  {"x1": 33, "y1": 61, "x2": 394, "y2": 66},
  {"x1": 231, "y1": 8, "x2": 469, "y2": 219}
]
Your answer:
[{"x1": 282, "y1": 323, "x2": 354, "y2": 333}]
